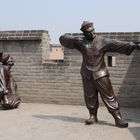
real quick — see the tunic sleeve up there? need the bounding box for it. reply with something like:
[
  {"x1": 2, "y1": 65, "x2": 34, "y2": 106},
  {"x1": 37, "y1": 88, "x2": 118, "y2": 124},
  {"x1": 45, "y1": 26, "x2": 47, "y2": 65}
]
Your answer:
[
  {"x1": 103, "y1": 38, "x2": 136, "y2": 55},
  {"x1": 59, "y1": 34, "x2": 78, "y2": 49}
]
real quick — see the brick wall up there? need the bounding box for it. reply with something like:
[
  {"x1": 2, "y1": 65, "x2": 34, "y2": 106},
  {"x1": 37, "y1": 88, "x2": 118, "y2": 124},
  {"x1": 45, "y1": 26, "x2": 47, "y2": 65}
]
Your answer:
[{"x1": 0, "y1": 30, "x2": 140, "y2": 107}]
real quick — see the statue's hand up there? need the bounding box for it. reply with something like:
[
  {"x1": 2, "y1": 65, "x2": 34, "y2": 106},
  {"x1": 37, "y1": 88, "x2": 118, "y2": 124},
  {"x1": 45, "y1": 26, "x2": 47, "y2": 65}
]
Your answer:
[{"x1": 135, "y1": 44, "x2": 140, "y2": 50}]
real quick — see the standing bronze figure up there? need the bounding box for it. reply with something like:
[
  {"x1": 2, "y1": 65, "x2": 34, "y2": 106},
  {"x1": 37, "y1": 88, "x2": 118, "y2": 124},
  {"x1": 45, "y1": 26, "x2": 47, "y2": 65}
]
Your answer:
[
  {"x1": 59, "y1": 21, "x2": 140, "y2": 128},
  {"x1": 0, "y1": 53, "x2": 21, "y2": 109}
]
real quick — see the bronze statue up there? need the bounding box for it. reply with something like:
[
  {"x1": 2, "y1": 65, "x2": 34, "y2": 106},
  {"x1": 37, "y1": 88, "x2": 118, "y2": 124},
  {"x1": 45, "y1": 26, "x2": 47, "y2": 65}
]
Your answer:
[
  {"x1": 0, "y1": 53, "x2": 21, "y2": 109},
  {"x1": 59, "y1": 21, "x2": 140, "y2": 128}
]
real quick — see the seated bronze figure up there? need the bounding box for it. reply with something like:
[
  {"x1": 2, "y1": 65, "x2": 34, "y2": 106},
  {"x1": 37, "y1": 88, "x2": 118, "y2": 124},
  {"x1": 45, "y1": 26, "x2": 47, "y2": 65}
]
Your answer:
[{"x1": 0, "y1": 53, "x2": 21, "y2": 109}]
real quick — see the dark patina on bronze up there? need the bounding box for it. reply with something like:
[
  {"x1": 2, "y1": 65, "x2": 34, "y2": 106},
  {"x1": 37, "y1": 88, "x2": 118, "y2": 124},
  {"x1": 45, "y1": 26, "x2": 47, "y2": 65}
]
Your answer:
[
  {"x1": 0, "y1": 53, "x2": 21, "y2": 110},
  {"x1": 59, "y1": 21, "x2": 140, "y2": 128}
]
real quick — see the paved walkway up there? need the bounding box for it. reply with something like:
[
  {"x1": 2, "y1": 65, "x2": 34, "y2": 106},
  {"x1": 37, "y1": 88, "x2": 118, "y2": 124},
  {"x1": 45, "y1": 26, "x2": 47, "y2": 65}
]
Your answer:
[{"x1": 0, "y1": 103, "x2": 140, "y2": 140}]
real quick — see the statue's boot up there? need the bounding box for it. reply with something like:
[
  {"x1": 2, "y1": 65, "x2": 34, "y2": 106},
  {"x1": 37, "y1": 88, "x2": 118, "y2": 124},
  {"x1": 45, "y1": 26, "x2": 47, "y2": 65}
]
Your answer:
[
  {"x1": 85, "y1": 114, "x2": 98, "y2": 125},
  {"x1": 111, "y1": 110, "x2": 128, "y2": 128}
]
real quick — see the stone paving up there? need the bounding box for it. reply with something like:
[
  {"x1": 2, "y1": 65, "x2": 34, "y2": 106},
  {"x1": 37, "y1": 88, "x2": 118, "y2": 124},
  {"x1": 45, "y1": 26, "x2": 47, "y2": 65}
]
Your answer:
[{"x1": 0, "y1": 103, "x2": 140, "y2": 140}]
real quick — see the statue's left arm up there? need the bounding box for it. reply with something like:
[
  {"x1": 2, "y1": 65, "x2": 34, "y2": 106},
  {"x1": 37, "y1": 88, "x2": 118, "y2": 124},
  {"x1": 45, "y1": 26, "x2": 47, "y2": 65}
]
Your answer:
[{"x1": 103, "y1": 38, "x2": 140, "y2": 55}]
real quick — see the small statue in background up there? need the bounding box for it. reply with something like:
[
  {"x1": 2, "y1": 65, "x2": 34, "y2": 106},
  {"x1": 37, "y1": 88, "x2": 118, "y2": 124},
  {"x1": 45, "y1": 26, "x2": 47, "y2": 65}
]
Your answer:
[{"x1": 0, "y1": 53, "x2": 21, "y2": 109}]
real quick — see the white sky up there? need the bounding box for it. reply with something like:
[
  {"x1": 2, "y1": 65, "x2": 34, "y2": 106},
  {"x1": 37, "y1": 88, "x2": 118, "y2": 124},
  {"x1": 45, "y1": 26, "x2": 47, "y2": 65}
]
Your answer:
[{"x1": 0, "y1": 0, "x2": 140, "y2": 43}]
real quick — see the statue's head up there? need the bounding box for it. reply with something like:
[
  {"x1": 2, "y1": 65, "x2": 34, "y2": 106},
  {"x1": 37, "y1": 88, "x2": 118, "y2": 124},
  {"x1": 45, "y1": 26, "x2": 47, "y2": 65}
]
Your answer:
[
  {"x1": 2, "y1": 54, "x2": 14, "y2": 66},
  {"x1": 80, "y1": 21, "x2": 96, "y2": 40}
]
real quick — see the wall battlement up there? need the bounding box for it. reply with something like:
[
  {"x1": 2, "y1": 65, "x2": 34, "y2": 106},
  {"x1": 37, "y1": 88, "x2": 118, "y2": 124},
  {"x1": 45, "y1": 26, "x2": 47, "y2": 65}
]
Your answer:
[{"x1": 0, "y1": 30, "x2": 49, "y2": 40}]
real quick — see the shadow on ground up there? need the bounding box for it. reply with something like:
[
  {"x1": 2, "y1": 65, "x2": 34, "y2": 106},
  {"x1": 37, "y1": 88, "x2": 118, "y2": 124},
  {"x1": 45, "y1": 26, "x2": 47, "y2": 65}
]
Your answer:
[
  {"x1": 122, "y1": 108, "x2": 140, "y2": 140},
  {"x1": 32, "y1": 114, "x2": 115, "y2": 127},
  {"x1": 32, "y1": 107, "x2": 140, "y2": 139},
  {"x1": 129, "y1": 127, "x2": 140, "y2": 140},
  {"x1": 32, "y1": 114, "x2": 85, "y2": 124}
]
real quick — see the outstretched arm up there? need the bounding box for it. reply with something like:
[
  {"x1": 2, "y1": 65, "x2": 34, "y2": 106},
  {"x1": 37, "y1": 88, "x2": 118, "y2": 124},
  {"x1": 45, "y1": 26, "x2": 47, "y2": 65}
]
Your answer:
[
  {"x1": 59, "y1": 34, "x2": 78, "y2": 49},
  {"x1": 103, "y1": 38, "x2": 139, "y2": 55}
]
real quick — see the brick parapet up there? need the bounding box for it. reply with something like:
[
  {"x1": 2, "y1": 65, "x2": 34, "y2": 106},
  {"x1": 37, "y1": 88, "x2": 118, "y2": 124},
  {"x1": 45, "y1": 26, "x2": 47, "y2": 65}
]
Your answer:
[
  {"x1": 68, "y1": 32, "x2": 140, "y2": 43},
  {"x1": 0, "y1": 30, "x2": 48, "y2": 40},
  {"x1": 98, "y1": 32, "x2": 140, "y2": 42}
]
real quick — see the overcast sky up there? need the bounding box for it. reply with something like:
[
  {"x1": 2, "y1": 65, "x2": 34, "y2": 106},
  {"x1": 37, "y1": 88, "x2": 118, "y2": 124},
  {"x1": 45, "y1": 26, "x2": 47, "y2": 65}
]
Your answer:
[{"x1": 0, "y1": 0, "x2": 140, "y2": 43}]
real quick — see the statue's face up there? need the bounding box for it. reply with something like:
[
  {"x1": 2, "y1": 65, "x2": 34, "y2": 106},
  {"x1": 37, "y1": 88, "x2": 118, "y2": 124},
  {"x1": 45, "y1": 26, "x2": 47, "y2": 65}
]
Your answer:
[
  {"x1": 7, "y1": 56, "x2": 14, "y2": 65},
  {"x1": 83, "y1": 27, "x2": 96, "y2": 40}
]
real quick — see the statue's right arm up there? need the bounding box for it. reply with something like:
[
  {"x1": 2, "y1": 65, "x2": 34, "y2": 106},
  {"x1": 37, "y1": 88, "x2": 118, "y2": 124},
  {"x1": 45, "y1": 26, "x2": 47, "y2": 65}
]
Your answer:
[{"x1": 59, "y1": 34, "x2": 77, "y2": 49}]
